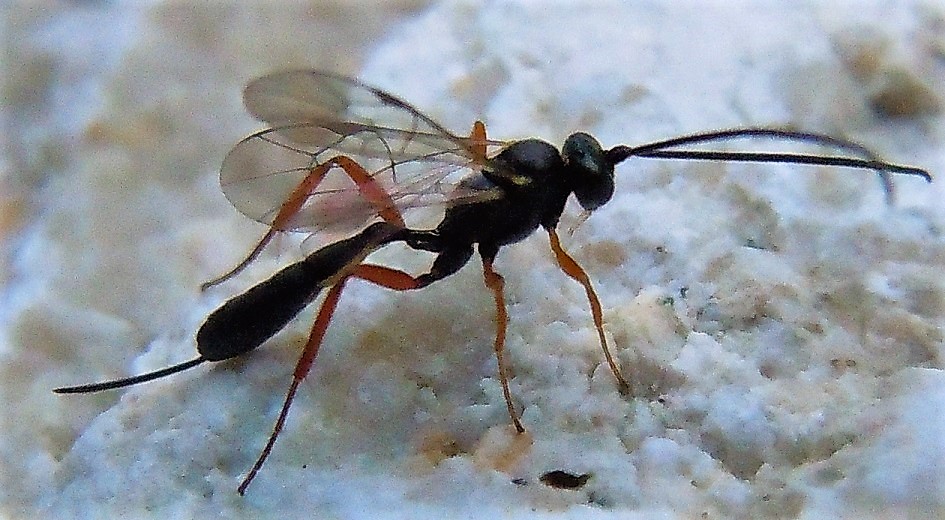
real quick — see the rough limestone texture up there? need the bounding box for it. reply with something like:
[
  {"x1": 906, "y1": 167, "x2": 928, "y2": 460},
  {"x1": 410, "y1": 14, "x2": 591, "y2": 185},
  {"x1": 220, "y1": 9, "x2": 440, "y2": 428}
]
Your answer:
[{"x1": 2, "y1": 2, "x2": 944, "y2": 519}]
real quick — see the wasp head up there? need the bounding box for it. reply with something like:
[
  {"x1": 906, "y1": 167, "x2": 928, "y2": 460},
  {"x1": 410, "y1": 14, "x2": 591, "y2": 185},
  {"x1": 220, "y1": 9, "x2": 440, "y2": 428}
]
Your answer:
[{"x1": 562, "y1": 132, "x2": 615, "y2": 211}]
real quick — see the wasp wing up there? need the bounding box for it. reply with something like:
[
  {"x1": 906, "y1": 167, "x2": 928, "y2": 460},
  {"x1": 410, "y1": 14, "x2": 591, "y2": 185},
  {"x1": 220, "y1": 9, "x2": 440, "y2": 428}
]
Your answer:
[{"x1": 220, "y1": 71, "x2": 506, "y2": 235}]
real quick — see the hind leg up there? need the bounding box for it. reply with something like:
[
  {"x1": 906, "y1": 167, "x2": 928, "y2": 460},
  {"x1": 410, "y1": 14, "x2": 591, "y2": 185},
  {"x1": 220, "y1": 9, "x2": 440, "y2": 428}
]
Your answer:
[{"x1": 204, "y1": 156, "x2": 406, "y2": 290}]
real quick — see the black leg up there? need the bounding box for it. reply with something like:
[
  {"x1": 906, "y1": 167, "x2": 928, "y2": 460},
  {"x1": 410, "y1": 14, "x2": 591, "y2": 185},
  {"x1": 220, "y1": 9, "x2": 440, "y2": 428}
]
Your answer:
[{"x1": 415, "y1": 246, "x2": 474, "y2": 287}]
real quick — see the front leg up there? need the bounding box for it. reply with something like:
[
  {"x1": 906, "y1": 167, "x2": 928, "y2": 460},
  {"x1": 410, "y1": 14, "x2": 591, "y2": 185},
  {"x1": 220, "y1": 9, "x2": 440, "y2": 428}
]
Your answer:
[{"x1": 546, "y1": 227, "x2": 630, "y2": 395}]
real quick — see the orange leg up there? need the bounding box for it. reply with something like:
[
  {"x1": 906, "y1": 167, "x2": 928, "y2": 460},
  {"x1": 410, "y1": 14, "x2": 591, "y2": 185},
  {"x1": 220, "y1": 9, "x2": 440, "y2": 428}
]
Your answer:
[
  {"x1": 481, "y1": 259, "x2": 526, "y2": 433},
  {"x1": 237, "y1": 277, "x2": 347, "y2": 495},
  {"x1": 237, "y1": 263, "x2": 423, "y2": 495},
  {"x1": 468, "y1": 120, "x2": 488, "y2": 164},
  {"x1": 203, "y1": 156, "x2": 406, "y2": 290},
  {"x1": 547, "y1": 229, "x2": 630, "y2": 395}
]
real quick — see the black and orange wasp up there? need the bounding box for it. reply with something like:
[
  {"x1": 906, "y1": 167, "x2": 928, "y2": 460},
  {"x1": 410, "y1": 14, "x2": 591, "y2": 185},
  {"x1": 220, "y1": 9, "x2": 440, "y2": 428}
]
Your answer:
[{"x1": 55, "y1": 71, "x2": 931, "y2": 494}]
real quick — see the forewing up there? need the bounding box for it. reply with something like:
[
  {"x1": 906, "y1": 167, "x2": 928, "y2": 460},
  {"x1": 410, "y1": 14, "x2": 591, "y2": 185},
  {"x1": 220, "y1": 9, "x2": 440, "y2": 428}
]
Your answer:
[
  {"x1": 242, "y1": 71, "x2": 472, "y2": 154},
  {"x1": 221, "y1": 70, "x2": 505, "y2": 235}
]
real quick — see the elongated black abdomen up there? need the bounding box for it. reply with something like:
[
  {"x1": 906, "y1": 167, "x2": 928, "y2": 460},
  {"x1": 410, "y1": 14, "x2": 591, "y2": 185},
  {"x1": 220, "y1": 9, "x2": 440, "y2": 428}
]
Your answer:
[
  {"x1": 196, "y1": 222, "x2": 403, "y2": 361},
  {"x1": 196, "y1": 261, "x2": 325, "y2": 361}
]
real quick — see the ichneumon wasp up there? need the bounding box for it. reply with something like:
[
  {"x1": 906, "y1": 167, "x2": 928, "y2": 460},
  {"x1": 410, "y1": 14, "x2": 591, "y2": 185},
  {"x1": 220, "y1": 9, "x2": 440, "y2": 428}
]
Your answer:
[{"x1": 54, "y1": 70, "x2": 932, "y2": 495}]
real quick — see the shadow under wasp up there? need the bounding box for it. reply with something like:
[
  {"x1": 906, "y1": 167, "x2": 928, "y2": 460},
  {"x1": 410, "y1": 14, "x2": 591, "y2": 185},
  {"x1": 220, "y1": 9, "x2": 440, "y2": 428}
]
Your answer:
[{"x1": 54, "y1": 70, "x2": 931, "y2": 495}]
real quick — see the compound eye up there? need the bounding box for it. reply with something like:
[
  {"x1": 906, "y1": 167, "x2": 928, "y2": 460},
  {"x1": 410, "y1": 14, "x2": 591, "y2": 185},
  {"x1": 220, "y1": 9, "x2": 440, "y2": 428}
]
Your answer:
[{"x1": 563, "y1": 133, "x2": 614, "y2": 210}]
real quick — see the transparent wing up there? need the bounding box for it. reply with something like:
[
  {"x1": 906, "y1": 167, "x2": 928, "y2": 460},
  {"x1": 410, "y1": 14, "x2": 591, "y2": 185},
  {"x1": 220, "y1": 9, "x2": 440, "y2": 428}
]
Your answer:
[{"x1": 220, "y1": 70, "x2": 507, "y2": 235}]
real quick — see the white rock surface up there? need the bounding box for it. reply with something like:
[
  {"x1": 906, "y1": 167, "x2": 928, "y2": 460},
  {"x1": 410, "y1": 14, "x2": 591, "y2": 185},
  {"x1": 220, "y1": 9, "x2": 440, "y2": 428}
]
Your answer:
[{"x1": 2, "y1": 2, "x2": 944, "y2": 518}]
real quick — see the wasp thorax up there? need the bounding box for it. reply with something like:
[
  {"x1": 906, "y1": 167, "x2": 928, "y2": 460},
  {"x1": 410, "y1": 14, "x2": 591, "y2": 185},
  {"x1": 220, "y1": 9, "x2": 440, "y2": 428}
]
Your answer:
[
  {"x1": 563, "y1": 132, "x2": 615, "y2": 211},
  {"x1": 487, "y1": 139, "x2": 564, "y2": 189}
]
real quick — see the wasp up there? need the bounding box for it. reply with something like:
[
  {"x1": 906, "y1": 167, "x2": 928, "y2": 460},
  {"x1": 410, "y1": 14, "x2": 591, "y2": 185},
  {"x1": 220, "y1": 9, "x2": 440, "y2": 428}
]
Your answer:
[{"x1": 55, "y1": 71, "x2": 931, "y2": 495}]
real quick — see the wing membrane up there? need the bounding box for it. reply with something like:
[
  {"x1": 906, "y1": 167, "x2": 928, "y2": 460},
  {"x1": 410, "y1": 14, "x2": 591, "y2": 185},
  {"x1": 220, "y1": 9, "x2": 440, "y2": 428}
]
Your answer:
[{"x1": 221, "y1": 70, "x2": 505, "y2": 234}]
